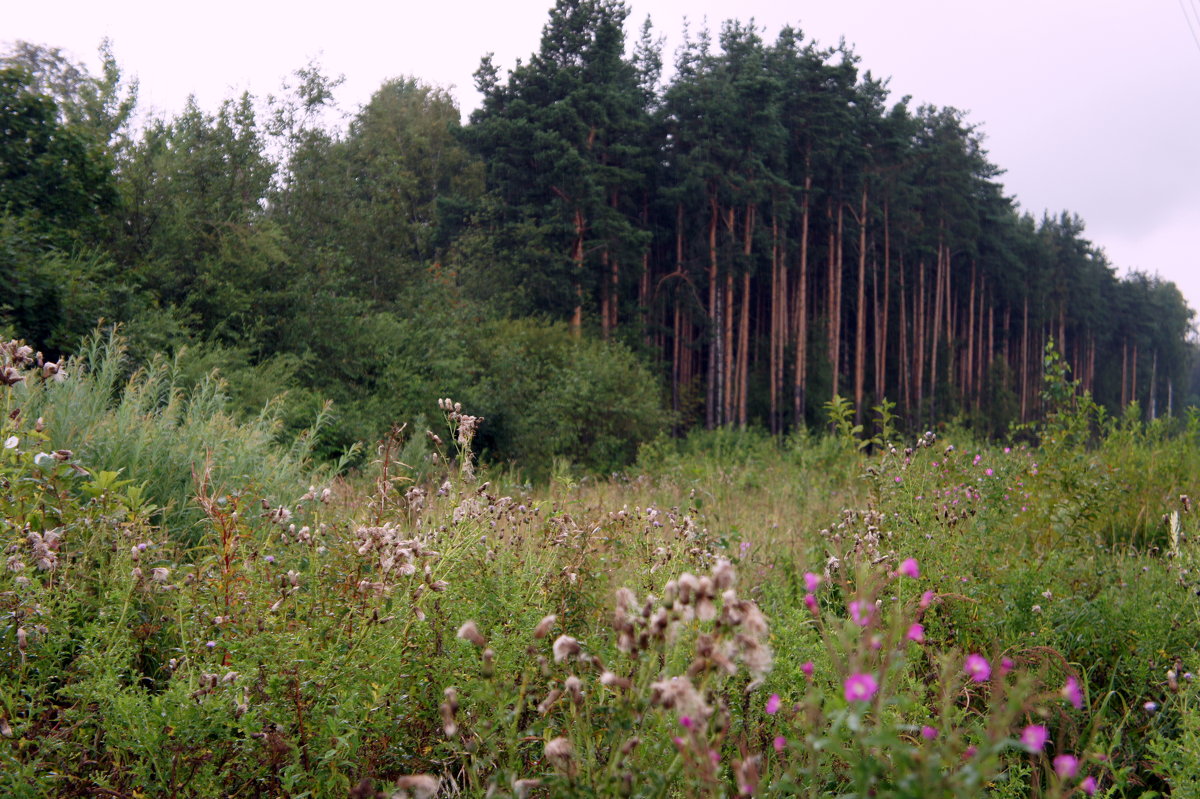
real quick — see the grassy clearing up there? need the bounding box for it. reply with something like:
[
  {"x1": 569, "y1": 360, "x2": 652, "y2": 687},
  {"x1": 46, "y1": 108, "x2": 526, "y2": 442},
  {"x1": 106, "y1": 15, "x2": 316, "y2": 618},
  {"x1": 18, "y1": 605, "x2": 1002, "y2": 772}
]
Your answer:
[{"x1": 1, "y1": 338, "x2": 1198, "y2": 797}]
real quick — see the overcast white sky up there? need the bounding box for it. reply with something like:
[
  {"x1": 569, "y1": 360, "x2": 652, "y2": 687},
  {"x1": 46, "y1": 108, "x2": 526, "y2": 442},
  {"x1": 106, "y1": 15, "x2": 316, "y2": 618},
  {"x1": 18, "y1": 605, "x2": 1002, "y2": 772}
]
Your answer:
[{"x1": 8, "y1": 0, "x2": 1200, "y2": 320}]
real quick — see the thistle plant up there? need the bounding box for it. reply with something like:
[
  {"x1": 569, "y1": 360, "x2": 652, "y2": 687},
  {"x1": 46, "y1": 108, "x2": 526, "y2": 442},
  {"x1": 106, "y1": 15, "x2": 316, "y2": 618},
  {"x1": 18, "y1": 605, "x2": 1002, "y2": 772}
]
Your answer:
[{"x1": 440, "y1": 556, "x2": 773, "y2": 797}]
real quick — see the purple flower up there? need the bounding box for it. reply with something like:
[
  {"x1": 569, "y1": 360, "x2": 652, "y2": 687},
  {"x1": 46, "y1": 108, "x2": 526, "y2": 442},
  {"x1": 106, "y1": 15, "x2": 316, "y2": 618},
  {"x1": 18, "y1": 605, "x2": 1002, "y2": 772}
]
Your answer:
[
  {"x1": 964, "y1": 654, "x2": 991, "y2": 682},
  {"x1": 1080, "y1": 776, "x2": 1097, "y2": 795},
  {"x1": 801, "y1": 661, "x2": 814, "y2": 678},
  {"x1": 679, "y1": 716, "x2": 694, "y2": 729},
  {"x1": 1053, "y1": 754, "x2": 1079, "y2": 779},
  {"x1": 765, "y1": 694, "x2": 781, "y2": 715},
  {"x1": 1000, "y1": 657, "x2": 1015, "y2": 674},
  {"x1": 849, "y1": 600, "x2": 873, "y2": 626},
  {"x1": 804, "y1": 593, "x2": 818, "y2": 614},
  {"x1": 1062, "y1": 677, "x2": 1084, "y2": 710},
  {"x1": 804, "y1": 572, "x2": 822, "y2": 592},
  {"x1": 1144, "y1": 701, "x2": 1159, "y2": 713},
  {"x1": 985, "y1": 468, "x2": 994, "y2": 477},
  {"x1": 920, "y1": 590, "x2": 936, "y2": 609},
  {"x1": 898, "y1": 558, "x2": 920, "y2": 579},
  {"x1": 1020, "y1": 724, "x2": 1049, "y2": 752},
  {"x1": 921, "y1": 725, "x2": 938, "y2": 740},
  {"x1": 906, "y1": 623, "x2": 925, "y2": 643},
  {"x1": 844, "y1": 673, "x2": 879, "y2": 702},
  {"x1": 773, "y1": 735, "x2": 786, "y2": 753}
]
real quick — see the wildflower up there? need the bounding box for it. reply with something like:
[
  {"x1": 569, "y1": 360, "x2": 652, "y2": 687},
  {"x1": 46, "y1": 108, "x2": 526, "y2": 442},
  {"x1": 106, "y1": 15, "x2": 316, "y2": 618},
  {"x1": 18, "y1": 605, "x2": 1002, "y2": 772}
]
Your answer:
[
  {"x1": 919, "y1": 590, "x2": 936, "y2": 609},
  {"x1": 1062, "y1": 677, "x2": 1084, "y2": 710},
  {"x1": 552, "y1": 635, "x2": 581, "y2": 663},
  {"x1": 801, "y1": 661, "x2": 814, "y2": 678},
  {"x1": 964, "y1": 654, "x2": 991, "y2": 682},
  {"x1": 765, "y1": 694, "x2": 781, "y2": 715},
  {"x1": 898, "y1": 558, "x2": 920, "y2": 579},
  {"x1": 1144, "y1": 701, "x2": 1159, "y2": 713},
  {"x1": 985, "y1": 468, "x2": 994, "y2": 477},
  {"x1": 3, "y1": 436, "x2": 17, "y2": 449},
  {"x1": 849, "y1": 600, "x2": 873, "y2": 626},
  {"x1": 844, "y1": 673, "x2": 879, "y2": 702},
  {"x1": 679, "y1": 715, "x2": 694, "y2": 729},
  {"x1": 456, "y1": 621, "x2": 486, "y2": 648},
  {"x1": 151, "y1": 567, "x2": 171, "y2": 583},
  {"x1": 804, "y1": 593, "x2": 818, "y2": 614},
  {"x1": 773, "y1": 735, "x2": 786, "y2": 753},
  {"x1": 906, "y1": 623, "x2": 925, "y2": 643},
  {"x1": 803, "y1": 572, "x2": 822, "y2": 592},
  {"x1": 1020, "y1": 724, "x2": 1049, "y2": 752},
  {"x1": 1080, "y1": 776, "x2": 1098, "y2": 795},
  {"x1": 921, "y1": 725, "x2": 938, "y2": 740},
  {"x1": 1053, "y1": 754, "x2": 1079, "y2": 779}
]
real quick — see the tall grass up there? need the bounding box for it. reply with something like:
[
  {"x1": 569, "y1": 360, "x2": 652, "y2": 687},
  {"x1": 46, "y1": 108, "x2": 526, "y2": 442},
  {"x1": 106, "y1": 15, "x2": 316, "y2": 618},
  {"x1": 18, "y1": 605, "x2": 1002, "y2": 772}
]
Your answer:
[{"x1": 21, "y1": 331, "x2": 332, "y2": 539}]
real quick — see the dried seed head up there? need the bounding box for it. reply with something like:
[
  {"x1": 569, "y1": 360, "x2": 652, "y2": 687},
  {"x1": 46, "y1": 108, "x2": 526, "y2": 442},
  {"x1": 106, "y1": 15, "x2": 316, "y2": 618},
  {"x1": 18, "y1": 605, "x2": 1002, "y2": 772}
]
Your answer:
[
  {"x1": 456, "y1": 620, "x2": 486, "y2": 648},
  {"x1": 393, "y1": 774, "x2": 440, "y2": 799},
  {"x1": 537, "y1": 688, "x2": 563, "y2": 715},
  {"x1": 533, "y1": 614, "x2": 557, "y2": 639},
  {"x1": 712, "y1": 558, "x2": 736, "y2": 590},
  {"x1": 544, "y1": 737, "x2": 577, "y2": 777},
  {"x1": 552, "y1": 634, "x2": 581, "y2": 663},
  {"x1": 565, "y1": 675, "x2": 584, "y2": 705},
  {"x1": 440, "y1": 688, "x2": 459, "y2": 737},
  {"x1": 513, "y1": 779, "x2": 542, "y2": 799}
]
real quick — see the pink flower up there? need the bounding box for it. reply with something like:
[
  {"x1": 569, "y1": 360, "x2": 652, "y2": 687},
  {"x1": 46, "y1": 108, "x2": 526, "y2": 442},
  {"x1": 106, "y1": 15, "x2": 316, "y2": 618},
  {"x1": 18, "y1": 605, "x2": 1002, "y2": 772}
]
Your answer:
[
  {"x1": 804, "y1": 572, "x2": 822, "y2": 593},
  {"x1": 801, "y1": 661, "x2": 814, "y2": 678},
  {"x1": 1080, "y1": 776, "x2": 1097, "y2": 795},
  {"x1": 906, "y1": 623, "x2": 925, "y2": 643},
  {"x1": 844, "y1": 673, "x2": 879, "y2": 702},
  {"x1": 985, "y1": 468, "x2": 994, "y2": 477},
  {"x1": 765, "y1": 694, "x2": 781, "y2": 715},
  {"x1": 1000, "y1": 657, "x2": 1015, "y2": 674},
  {"x1": 1053, "y1": 754, "x2": 1079, "y2": 778},
  {"x1": 773, "y1": 735, "x2": 786, "y2": 753},
  {"x1": 804, "y1": 593, "x2": 818, "y2": 614},
  {"x1": 680, "y1": 715, "x2": 694, "y2": 729},
  {"x1": 964, "y1": 654, "x2": 991, "y2": 682},
  {"x1": 849, "y1": 600, "x2": 873, "y2": 626},
  {"x1": 919, "y1": 590, "x2": 936, "y2": 609},
  {"x1": 921, "y1": 725, "x2": 938, "y2": 740},
  {"x1": 1062, "y1": 677, "x2": 1084, "y2": 710},
  {"x1": 898, "y1": 558, "x2": 920, "y2": 579},
  {"x1": 1020, "y1": 724, "x2": 1049, "y2": 752}
]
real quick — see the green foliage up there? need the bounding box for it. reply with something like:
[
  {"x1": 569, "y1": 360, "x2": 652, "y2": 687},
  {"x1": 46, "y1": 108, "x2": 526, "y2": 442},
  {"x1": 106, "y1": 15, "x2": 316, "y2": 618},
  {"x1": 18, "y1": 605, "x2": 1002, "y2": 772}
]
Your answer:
[
  {"x1": 21, "y1": 332, "x2": 324, "y2": 539},
  {"x1": 467, "y1": 318, "x2": 668, "y2": 476}
]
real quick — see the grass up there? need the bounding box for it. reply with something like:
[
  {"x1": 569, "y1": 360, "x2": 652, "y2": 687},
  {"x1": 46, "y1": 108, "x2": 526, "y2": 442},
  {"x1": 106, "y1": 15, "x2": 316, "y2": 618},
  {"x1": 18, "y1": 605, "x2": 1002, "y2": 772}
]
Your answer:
[{"x1": 1, "y1": 336, "x2": 1199, "y2": 797}]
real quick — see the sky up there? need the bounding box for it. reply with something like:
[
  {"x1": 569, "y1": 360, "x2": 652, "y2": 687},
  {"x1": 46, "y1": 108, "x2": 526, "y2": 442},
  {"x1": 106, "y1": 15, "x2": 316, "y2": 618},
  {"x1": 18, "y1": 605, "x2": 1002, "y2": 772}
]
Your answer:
[{"x1": 8, "y1": 0, "x2": 1200, "y2": 320}]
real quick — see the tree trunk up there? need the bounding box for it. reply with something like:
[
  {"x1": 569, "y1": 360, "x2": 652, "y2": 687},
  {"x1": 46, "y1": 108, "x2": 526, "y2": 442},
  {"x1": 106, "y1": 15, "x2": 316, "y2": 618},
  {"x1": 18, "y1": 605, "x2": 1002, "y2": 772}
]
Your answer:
[
  {"x1": 707, "y1": 195, "x2": 719, "y2": 429},
  {"x1": 793, "y1": 171, "x2": 811, "y2": 427},
  {"x1": 853, "y1": 185, "x2": 868, "y2": 424},
  {"x1": 570, "y1": 207, "x2": 585, "y2": 337}
]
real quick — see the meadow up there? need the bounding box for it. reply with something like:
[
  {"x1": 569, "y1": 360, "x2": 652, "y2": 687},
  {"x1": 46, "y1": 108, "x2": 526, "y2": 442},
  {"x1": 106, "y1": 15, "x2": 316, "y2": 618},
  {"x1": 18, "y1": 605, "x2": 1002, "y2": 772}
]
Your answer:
[{"x1": 2, "y1": 335, "x2": 1199, "y2": 798}]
